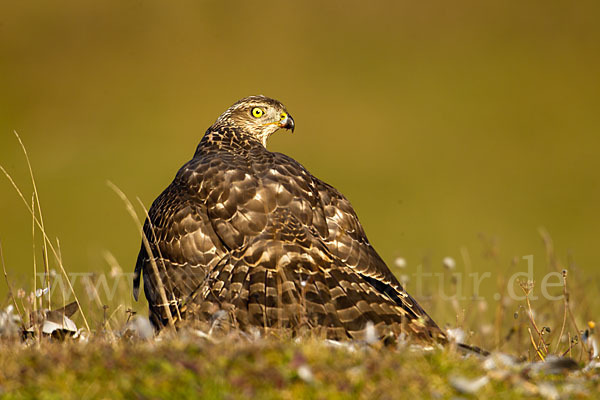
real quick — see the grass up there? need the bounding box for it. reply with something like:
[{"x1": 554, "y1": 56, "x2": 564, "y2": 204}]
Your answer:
[
  {"x1": 1, "y1": 133, "x2": 599, "y2": 399},
  {"x1": 0, "y1": 333, "x2": 598, "y2": 399}
]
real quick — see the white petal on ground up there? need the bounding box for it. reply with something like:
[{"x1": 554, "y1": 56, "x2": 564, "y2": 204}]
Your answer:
[
  {"x1": 297, "y1": 365, "x2": 314, "y2": 383},
  {"x1": 538, "y1": 382, "x2": 559, "y2": 400},
  {"x1": 449, "y1": 375, "x2": 490, "y2": 394}
]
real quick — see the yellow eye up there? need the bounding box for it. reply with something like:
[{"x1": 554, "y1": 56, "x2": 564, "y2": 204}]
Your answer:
[{"x1": 251, "y1": 107, "x2": 264, "y2": 118}]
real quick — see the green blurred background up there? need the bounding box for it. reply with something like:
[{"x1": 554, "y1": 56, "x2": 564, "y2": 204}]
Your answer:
[{"x1": 1, "y1": 1, "x2": 599, "y2": 323}]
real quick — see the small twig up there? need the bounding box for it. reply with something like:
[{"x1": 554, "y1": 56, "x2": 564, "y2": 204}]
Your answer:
[
  {"x1": 554, "y1": 269, "x2": 569, "y2": 354},
  {"x1": 562, "y1": 333, "x2": 578, "y2": 357},
  {"x1": 520, "y1": 281, "x2": 549, "y2": 356},
  {"x1": 566, "y1": 293, "x2": 587, "y2": 360},
  {"x1": 528, "y1": 327, "x2": 545, "y2": 361},
  {"x1": 82, "y1": 275, "x2": 115, "y2": 336},
  {"x1": 125, "y1": 308, "x2": 137, "y2": 325}
]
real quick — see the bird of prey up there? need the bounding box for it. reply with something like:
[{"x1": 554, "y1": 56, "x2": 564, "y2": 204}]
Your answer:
[{"x1": 133, "y1": 95, "x2": 446, "y2": 343}]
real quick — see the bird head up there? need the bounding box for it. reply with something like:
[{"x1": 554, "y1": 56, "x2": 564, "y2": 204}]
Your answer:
[{"x1": 211, "y1": 95, "x2": 295, "y2": 147}]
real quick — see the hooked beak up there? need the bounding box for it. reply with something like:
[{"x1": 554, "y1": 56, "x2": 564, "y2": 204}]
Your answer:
[{"x1": 278, "y1": 112, "x2": 295, "y2": 132}]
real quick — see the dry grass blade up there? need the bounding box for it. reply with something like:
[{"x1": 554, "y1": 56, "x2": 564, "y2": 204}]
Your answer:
[
  {"x1": 31, "y1": 192, "x2": 38, "y2": 313},
  {"x1": 14, "y1": 131, "x2": 51, "y2": 310},
  {"x1": 107, "y1": 304, "x2": 124, "y2": 327},
  {"x1": 0, "y1": 141, "x2": 91, "y2": 331},
  {"x1": 136, "y1": 197, "x2": 182, "y2": 322},
  {"x1": 106, "y1": 180, "x2": 175, "y2": 331}
]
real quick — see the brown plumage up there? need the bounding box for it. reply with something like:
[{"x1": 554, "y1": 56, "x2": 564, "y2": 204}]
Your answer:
[{"x1": 133, "y1": 95, "x2": 446, "y2": 343}]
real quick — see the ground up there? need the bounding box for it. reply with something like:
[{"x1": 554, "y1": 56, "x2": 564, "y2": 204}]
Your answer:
[{"x1": 0, "y1": 327, "x2": 598, "y2": 399}]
